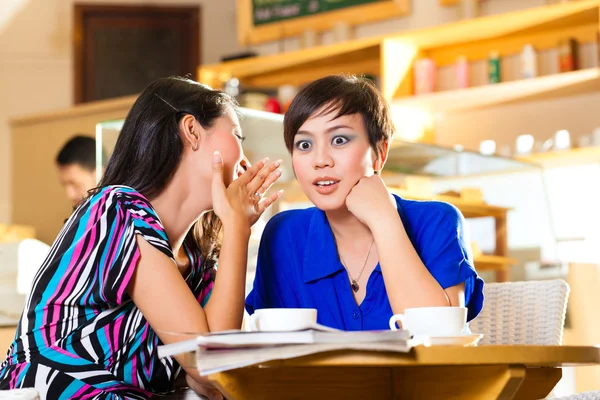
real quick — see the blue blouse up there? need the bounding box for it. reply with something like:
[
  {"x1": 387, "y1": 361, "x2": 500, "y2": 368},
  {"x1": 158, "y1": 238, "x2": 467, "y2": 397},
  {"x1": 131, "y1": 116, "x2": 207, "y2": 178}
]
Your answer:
[{"x1": 245, "y1": 194, "x2": 484, "y2": 331}]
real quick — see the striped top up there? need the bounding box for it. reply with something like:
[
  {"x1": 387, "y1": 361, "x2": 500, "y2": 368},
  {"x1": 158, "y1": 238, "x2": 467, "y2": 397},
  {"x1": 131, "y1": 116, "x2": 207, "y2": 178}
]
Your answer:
[{"x1": 0, "y1": 186, "x2": 216, "y2": 399}]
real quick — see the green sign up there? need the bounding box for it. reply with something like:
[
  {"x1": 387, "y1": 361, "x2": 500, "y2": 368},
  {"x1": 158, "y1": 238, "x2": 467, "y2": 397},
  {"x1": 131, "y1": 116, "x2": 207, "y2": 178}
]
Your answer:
[{"x1": 253, "y1": 0, "x2": 382, "y2": 26}]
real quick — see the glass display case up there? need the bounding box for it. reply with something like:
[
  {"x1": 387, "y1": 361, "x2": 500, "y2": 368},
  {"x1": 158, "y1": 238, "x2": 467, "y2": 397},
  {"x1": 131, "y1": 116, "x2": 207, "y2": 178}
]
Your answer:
[
  {"x1": 385, "y1": 140, "x2": 540, "y2": 177},
  {"x1": 96, "y1": 110, "x2": 540, "y2": 179}
]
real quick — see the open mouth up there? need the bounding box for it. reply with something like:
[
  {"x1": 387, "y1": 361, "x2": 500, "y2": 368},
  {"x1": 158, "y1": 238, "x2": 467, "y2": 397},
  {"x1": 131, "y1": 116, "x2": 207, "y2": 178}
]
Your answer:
[
  {"x1": 315, "y1": 180, "x2": 338, "y2": 187},
  {"x1": 312, "y1": 177, "x2": 340, "y2": 194}
]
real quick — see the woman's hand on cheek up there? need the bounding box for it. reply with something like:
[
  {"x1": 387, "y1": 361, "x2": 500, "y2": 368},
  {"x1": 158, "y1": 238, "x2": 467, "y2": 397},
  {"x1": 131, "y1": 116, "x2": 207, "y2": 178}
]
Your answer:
[
  {"x1": 212, "y1": 151, "x2": 283, "y2": 230},
  {"x1": 345, "y1": 175, "x2": 397, "y2": 227}
]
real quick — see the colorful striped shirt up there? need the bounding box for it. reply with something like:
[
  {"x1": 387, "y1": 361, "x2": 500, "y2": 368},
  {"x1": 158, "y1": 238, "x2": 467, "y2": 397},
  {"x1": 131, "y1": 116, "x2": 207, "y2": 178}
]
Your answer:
[{"x1": 0, "y1": 186, "x2": 215, "y2": 399}]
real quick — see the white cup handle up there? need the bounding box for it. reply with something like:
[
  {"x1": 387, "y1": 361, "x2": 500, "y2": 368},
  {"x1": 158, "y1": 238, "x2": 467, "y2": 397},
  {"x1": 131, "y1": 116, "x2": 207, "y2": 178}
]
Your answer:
[
  {"x1": 248, "y1": 314, "x2": 259, "y2": 332},
  {"x1": 389, "y1": 314, "x2": 406, "y2": 331}
]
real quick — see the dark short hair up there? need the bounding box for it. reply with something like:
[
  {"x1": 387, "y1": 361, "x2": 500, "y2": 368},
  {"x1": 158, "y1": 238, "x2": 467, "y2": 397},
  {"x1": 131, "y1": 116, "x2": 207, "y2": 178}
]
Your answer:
[
  {"x1": 283, "y1": 75, "x2": 395, "y2": 158},
  {"x1": 56, "y1": 135, "x2": 104, "y2": 171}
]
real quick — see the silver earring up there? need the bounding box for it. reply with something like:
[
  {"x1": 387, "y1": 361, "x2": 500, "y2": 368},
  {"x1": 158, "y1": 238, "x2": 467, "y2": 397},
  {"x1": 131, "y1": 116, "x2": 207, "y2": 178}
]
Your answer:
[{"x1": 192, "y1": 143, "x2": 198, "y2": 151}]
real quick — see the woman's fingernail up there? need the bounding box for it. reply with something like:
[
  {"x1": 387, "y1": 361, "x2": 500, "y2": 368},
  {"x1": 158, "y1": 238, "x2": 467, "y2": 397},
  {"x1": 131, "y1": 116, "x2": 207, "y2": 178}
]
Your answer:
[
  {"x1": 275, "y1": 169, "x2": 282, "y2": 177},
  {"x1": 274, "y1": 159, "x2": 281, "y2": 167},
  {"x1": 262, "y1": 157, "x2": 269, "y2": 164},
  {"x1": 213, "y1": 151, "x2": 221, "y2": 163}
]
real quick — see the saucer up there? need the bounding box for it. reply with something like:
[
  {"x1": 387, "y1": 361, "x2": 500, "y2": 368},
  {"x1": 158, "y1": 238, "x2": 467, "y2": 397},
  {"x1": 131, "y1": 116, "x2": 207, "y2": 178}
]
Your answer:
[{"x1": 415, "y1": 334, "x2": 484, "y2": 347}]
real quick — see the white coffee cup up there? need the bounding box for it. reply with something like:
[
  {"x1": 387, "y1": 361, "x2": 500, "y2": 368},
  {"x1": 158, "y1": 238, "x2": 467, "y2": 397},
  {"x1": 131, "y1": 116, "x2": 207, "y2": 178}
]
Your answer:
[
  {"x1": 248, "y1": 308, "x2": 317, "y2": 332},
  {"x1": 389, "y1": 306, "x2": 467, "y2": 337}
]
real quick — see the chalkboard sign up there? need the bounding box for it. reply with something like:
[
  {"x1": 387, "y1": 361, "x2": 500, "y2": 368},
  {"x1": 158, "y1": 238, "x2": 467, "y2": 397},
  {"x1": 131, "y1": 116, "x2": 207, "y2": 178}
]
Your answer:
[
  {"x1": 237, "y1": 0, "x2": 409, "y2": 45},
  {"x1": 253, "y1": 0, "x2": 381, "y2": 26}
]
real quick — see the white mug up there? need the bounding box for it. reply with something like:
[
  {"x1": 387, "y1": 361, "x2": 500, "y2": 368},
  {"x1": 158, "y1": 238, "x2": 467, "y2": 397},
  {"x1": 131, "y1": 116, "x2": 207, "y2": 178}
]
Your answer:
[
  {"x1": 389, "y1": 306, "x2": 467, "y2": 337},
  {"x1": 248, "y1": 308, "x2": 317, "y2": 332}
]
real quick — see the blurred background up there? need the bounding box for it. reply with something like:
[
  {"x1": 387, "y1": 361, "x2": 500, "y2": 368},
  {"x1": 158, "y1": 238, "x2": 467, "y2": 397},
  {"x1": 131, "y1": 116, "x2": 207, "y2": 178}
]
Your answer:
[{"x1": 2, "y1": 0, "x2": 600, "y2": 394}]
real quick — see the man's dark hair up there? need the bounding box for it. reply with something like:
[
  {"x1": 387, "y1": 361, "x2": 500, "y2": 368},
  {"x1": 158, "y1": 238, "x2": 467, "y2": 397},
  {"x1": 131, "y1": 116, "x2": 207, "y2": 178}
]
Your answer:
[
  {"x1": 56, "y1": 135, "x2": 105, "y2": 171},
  {"x1": 283, "y1": 74, "x2": 395, "y2": 159}
]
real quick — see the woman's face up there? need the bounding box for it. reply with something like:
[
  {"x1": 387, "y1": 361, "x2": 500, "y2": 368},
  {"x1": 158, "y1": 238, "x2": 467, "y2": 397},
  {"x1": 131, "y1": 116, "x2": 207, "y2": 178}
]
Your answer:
[
  {"x1": 292, "y1": 107, "x2": 377, "y2": 211},
  {"x1": 197, "y1": 105, "x2": 245, "y2": 187}
]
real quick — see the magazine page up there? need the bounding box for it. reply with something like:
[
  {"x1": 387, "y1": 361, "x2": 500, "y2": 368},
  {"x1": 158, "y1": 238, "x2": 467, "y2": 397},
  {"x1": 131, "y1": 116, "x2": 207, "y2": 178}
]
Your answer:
[{"x1": 195, "y1": 341, "x2": 416, "y2": 376}]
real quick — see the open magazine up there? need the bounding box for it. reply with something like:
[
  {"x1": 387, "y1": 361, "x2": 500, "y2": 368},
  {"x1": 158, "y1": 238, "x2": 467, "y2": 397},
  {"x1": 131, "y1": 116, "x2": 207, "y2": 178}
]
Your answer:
[{"x1": 157, "y1": 325, "x2": 415, "y2": 376}]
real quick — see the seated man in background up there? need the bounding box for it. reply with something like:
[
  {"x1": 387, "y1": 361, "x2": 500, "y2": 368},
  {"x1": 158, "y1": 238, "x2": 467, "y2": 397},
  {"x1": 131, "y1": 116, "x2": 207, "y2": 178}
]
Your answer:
[{"x1": 55, "y1": 135, "x2": 106, "y2": 206}]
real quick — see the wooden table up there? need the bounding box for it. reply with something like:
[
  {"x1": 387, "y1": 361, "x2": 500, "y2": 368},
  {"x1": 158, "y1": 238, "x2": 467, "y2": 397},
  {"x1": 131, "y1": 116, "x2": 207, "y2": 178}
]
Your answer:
[{"x1": 207, "y1": 345, "x2": 600, "y2": 400}]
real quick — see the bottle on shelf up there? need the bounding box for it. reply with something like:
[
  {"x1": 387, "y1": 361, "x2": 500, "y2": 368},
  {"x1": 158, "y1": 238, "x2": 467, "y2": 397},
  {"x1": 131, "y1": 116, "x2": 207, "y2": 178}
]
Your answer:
[
  {"x1": 488, "y1": 52, "x2": 501, "y2": 84},
  {"x1": 558, "y1": 38, "x2": 579, "y2": 72},
  {"x1": 239, "y1": 92, "x2": 269, "y2": 111},
  {"x1": 516, "y1": 134, "x2": 535, "y2": 155},
  {"x1": 413, "y1": 58, "x2": 436, "y2": 95},
  {"x1": 264, "y1": 97, "x2": 281, "y2": 114},
  {"x1": 479, "y1": 140, "x2": 496, "y2": 155},
  {"x1": 521, "y1": 44, "x2": 538, "y2": 79},
  {"x1": 224, "y1": 77, "x2": 241, "y2": 99},
  {"x1": 593, "y1": 127, "x2": 600, "y2": 146},
  {"x1": 455, "y1": 56, "x2": 470, "y2": 89},
  {"x1": 278, "y1": 85, "x2": 297, "y2": 114},
  {"x1": 301, "y1": 29, "x2": 319, "y2": 49},
  {"x1": 553, "y1": 129, "x2": 571, "y2": 150},
  {"x1": 459, "y1": 0, "x2": 480, "y2": 20}
]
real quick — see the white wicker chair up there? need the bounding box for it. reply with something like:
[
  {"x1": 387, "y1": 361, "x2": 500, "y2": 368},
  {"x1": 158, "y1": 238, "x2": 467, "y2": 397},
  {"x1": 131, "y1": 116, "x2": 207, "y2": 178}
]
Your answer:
[
  {"x1": 552, "y1": 392, "x2": 600, "y2": 400},
  {"x1": 469, "y1": 279, "x2": 570, "y2": 346}
]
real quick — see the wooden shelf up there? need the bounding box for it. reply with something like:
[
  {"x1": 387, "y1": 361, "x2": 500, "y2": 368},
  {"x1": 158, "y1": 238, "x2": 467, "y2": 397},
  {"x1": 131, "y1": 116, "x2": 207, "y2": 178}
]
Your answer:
[
  {"x1": 199, "y1": 0, "x2": 600, "y2": 106},
  {"x1": 391, "y1": 68, "x2": 600, "y2": 114},
  {"x1": 198, "y1": 37, "x2": 382, "y2": 89},
  {"x1": 517, "y1": 146, "x2": 600, "y2": 168},
  {"x1": 474, "y1": 255, "x2": 519, "y2": 271},
  {"x1": 387, "y1": 188, "x2": 510, "y2": 218}
]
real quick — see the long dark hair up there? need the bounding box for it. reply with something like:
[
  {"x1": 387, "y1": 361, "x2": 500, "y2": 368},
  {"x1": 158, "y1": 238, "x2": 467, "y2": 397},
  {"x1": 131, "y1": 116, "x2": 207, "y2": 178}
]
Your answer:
[{"x1": 97, "y1": 76, "x2": 237, "y2": 264}]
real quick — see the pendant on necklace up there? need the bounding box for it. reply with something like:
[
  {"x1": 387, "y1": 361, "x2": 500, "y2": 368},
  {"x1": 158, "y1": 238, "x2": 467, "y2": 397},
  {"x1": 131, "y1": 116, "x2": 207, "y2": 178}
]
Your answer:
[{"x1": 351, "y1": 280, "x2": 360, "y2": 293}]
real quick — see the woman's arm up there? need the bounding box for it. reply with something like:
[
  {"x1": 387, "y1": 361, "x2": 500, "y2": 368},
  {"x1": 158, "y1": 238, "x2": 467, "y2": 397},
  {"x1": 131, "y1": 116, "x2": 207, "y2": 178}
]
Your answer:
[
  {"x1": 203, "y1": 153, "x2": 282, "y2": 331},
  {"x1": 369, "y1": 217, "x2": 464, "y2": 313},
  {"x1": 346, "y1": 175, "x2": 464, "y2": 314},
  {"x1": 202, "y1": 220, "x2": 251, "y2": 331},
  {"x1": 130, "y1": 154, "x2": 282, "y2": 397},
  {"x1": 129, "y1": 236, "x2": 219, "y2": 397}
]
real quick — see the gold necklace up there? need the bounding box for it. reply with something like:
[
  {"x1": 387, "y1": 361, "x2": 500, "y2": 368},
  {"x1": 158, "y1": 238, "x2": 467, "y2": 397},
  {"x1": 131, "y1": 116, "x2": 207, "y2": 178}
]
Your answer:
[{"x1": 339, "y1": 239, "x2": 375, "y2": 293}]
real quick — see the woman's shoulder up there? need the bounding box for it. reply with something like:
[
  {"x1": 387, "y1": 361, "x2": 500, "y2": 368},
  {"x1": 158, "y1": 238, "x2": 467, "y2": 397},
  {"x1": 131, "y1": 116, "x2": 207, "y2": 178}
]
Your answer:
[
  {"x1": 86, "y1": 185, "x2": 156, "y2": 214},
  {"x1": 83, "y1": 185, "x2": 166, "y2": 235},
  {"x1": 89, "y1": 185, "x2": 148, "y2": 203},
  {"x1": 265, "y1": 207, "x2": 318, "y2": 230},
  {"x1": 393, "y1": 194, "x2": 463, "y2": 224},
  {"x1": 261, "y1": 207, "x2": 320, "y2": 244}
]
